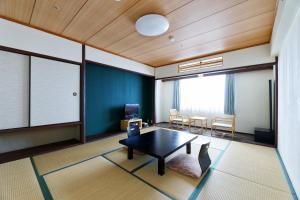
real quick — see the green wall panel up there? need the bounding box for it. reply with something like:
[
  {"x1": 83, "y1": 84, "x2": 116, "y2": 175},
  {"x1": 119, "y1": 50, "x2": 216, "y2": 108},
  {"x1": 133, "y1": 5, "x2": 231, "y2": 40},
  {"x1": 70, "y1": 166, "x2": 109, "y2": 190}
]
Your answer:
[{"x1": 86, "y1": 63, "x2": 154, "y2": 137}]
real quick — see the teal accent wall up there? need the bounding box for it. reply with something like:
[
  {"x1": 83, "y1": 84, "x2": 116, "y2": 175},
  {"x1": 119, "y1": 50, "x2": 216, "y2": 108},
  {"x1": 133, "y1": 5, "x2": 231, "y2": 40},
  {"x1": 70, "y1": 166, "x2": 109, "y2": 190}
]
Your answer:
[{"x1": 86, "y1": 63, "x2": 154, "y2": 137}]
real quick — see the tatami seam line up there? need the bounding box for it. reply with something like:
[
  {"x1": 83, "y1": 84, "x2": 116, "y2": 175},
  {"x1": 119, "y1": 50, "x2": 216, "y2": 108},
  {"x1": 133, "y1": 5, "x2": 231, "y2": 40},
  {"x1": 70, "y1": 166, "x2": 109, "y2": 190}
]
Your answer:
[
  {"x1": 39, "y1": 147, "x2": 123, "y2": 176},
  {"x1": 212, "y1": 168, "x2": 293, "y2": 195},
  {"x1": 101, "y1": 154, "x2": 175, "y2": 200},
  {"x1": 30, "y1": 157, "x2": 53, "y2": 200}
]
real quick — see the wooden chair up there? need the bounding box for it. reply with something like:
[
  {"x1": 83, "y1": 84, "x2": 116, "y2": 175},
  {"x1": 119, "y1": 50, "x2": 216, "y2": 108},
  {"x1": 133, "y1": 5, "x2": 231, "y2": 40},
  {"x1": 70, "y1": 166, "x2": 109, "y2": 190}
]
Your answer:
[
  {"x1": 211, "y1": 115, "x2": 236, "y2": 138},
  {"x1": 169, "y1": 109, "x2": 189, "y2": 128}
]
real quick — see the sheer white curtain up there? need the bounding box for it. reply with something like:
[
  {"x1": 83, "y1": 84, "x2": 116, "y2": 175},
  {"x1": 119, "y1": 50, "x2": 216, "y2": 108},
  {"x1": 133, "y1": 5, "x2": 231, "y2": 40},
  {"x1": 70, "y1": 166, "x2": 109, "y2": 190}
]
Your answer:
[{"x1": 179, "y1": 75, "x2": 225, "y2": 117}]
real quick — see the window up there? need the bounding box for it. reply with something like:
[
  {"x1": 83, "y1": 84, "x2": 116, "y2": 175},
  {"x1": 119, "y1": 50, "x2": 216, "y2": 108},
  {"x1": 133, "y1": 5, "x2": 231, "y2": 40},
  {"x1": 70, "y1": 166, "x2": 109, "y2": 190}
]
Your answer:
[
  {"x1": 179, "y1": 75, "x2": 225, "y2": 116},
  {"x1": 178, "y1": 57, "x2": 223, "y2": 73}
]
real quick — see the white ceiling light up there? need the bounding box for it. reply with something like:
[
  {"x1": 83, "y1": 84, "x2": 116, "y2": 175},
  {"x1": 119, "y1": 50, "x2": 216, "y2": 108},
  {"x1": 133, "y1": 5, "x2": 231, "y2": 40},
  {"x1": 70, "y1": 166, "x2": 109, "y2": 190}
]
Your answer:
[{"x1": 135, "y1": 14, "x2": 169, "y2": 37}]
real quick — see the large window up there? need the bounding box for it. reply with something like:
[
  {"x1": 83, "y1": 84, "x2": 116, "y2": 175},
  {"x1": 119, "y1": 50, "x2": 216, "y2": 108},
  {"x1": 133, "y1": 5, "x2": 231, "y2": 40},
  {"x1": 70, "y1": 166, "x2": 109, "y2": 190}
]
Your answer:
[{"x1": 179, "y1": 75, "x2": 225, "y2": 116}]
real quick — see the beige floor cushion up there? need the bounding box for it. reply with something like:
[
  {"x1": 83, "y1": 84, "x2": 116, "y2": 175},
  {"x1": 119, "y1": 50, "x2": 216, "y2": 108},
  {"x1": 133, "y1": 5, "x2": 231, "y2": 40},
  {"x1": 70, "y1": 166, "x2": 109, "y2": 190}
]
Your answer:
[{"x1": 166, "y1": 154, "x2": 202, "y2": 178}]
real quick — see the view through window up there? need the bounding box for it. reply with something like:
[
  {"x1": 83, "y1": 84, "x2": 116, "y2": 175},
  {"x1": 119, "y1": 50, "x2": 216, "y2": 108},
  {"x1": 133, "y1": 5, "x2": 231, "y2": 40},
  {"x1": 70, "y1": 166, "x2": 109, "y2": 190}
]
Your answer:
[{"x1": 179, "y1": 75, "x2": 225, "y2": 116}]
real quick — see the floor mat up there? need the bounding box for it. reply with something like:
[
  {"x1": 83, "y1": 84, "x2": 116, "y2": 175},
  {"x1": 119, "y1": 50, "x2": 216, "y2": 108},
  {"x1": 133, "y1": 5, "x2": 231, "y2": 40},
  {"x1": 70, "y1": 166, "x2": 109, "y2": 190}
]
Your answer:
[
  {"x1": 192, "y1": 135, "x2": 230, "y2": 151},
  {"x1": 33, "y1": 126, "x2": 160, "y2": 175},
  {"x1": 0, "y1": 158, "x2": 44, "y2": 200},
  {"x1": 44, "y1": 156, "x2": 169, "y2": 200},
  {"x1": 104, "y1": 148, "x2": 154, "y2": 171},
  {"x1": 214, "y1": 141, "x2": 291, "y2": 193},
  {"x1": 134, "y1": 145, "x2": 222, "y2": 200},
  {"x1": 197, "y1": 170, "x2": 293, "y2": 200}
]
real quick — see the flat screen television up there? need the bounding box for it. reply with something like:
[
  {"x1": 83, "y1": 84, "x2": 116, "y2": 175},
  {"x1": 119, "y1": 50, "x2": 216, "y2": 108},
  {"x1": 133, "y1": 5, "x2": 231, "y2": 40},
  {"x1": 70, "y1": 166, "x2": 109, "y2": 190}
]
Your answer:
[{"x1": 125, "y1": 104, "x2": 139, "y2": 119}]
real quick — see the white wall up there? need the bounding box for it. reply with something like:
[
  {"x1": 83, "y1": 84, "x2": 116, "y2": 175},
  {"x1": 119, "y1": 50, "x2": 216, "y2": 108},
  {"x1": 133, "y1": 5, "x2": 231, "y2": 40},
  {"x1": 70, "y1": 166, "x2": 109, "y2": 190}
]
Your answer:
[
  {"x1": 155, "y1": 44, "x2": 275, "y2": 79},
  {"x1": 271, "y1": 0, "x2": 300, "y2": 56},
  {"x1": 86, "y1": 46, "x2": 154, "y2": 76},
  {"x1": 277, "y1": 6, "x2": 300, "y2": 198},
  {"x1": 0, "y1": 19, "x2": 82, "y2": 62},
  {"x1": 235, "y1": 70, "x2": 273, "y2": 134},
  {"x1": 155, "y1": 70, "x2": 273, "y2": 134},
  {"x1": 155, "y1": 80, "x2": 174, "y2": 123}
]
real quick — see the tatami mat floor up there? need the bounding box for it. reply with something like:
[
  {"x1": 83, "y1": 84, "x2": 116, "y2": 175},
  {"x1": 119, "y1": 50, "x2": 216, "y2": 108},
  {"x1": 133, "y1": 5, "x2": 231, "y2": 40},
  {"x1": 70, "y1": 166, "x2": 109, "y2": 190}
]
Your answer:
[{"x1": 0, "y1": 127, "x2": 296, "y2": 200}]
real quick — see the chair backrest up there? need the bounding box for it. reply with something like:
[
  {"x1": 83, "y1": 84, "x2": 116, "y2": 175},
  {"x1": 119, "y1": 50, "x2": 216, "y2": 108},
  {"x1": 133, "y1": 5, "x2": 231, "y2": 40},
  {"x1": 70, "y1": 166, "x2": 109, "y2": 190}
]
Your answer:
[
  {"x1": 127, "y1": 123, "x2": 140, "y2": 138},
  {"x1": 214, "y1": 115, "x2": 236, "y2": 127},
  {"x1": 198, "y1": 142, "x2": 211, "y2": 173},
  {"x1": 169, "y1": 109, "x2": 178, "y2": 116}
]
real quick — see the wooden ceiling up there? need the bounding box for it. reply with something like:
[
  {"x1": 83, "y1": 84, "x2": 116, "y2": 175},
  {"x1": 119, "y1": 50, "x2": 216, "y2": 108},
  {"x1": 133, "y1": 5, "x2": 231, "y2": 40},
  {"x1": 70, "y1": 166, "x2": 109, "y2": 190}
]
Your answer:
[{"x1": 0, "y1": 0, "x2": 277, "y2": 67}]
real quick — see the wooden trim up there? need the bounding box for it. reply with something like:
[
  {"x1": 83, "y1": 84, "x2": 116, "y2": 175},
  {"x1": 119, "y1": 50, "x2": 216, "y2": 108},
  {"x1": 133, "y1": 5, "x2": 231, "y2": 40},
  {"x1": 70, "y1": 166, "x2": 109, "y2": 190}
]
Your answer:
[
  {"x1": 161, "y1": 75, "x2": 198, "y2": 82},
  {"x1": 274, "y1": 56, "x2": 278, "y2": 148},
  {"x1": 153, "y1": 78, "x2": 156, "y2": 124},
  {"x1": 158, "y1": 62, "x2": 275, "y2": 81},
  {"x1": 0, "y1": 45, "x2": 81, "y2": 65},
  {"x1": 0, "y1": 122, "x2": 82, "y2": 134},
  {"x1": 80, "y1": 45, "x2": 86, "y2": 143},
  {"x1": 28, "y1": 56, "x2": 31, "y2": 127},
  {"x1": 85, "y1": 59, "x2": 154, "y2": 77}
]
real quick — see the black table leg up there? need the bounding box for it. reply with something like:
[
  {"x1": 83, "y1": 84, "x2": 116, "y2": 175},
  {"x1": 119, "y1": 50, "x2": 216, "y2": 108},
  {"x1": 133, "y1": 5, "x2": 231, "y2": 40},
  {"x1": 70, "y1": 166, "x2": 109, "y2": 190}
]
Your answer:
[
  {"x1": 158, "y1": 158, "x2": 165, "y2": 176},
  {"x1": 186, "y1": 142, "x2": 191, "y2": 154},
  {"x1": 128, "y1": 147, "x2": 133, "y2": 160}
]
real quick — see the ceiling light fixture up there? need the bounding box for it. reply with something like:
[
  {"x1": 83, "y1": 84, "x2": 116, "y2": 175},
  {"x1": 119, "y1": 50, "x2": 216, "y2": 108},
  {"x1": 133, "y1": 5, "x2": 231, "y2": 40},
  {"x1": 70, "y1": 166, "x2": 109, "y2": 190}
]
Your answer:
[{"x1": 135, "y1": 14, "x2": 169, "y2": 37}]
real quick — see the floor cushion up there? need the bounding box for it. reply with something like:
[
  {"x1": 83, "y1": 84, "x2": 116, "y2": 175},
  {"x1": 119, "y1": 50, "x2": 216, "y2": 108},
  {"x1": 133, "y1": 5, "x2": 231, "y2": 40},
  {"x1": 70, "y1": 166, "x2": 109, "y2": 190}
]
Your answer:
[{"x1": 166, "y1": 154, "x2": 202, "y2": 178}]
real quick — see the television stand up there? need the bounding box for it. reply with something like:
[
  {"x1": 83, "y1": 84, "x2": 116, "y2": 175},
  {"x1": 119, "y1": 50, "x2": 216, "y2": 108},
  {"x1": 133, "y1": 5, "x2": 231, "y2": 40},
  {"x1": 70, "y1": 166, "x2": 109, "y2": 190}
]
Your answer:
[{"x1": 120, "y1": 118, "x2": 142, "y2": 131}]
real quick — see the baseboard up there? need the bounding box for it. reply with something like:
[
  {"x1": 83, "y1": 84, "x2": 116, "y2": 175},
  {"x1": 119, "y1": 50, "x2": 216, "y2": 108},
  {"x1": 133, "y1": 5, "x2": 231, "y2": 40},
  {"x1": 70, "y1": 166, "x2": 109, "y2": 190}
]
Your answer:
[
  {"x1": 156, "y1": 122, "x2": 252, "y2": 135},
  {"x1": 86, "y1": 131, "x2": 124, "y2": 142},
  {"x1": 0, "y1": 139, "x2": 80, "y2": 164}
]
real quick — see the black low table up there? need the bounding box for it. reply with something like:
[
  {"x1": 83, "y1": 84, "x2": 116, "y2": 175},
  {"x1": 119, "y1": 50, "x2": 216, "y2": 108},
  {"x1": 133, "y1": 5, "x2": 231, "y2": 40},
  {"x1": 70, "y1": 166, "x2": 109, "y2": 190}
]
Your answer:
[{"x1": 119, "y1": 129, "x2": 197, "y2": 175}]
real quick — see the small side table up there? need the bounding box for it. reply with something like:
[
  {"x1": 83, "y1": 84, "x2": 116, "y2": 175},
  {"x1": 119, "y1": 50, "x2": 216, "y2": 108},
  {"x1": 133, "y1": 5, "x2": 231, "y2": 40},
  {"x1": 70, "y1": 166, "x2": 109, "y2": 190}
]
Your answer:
[{"x1": 189, "y1": 116, "x2": 208, "y2": 134}]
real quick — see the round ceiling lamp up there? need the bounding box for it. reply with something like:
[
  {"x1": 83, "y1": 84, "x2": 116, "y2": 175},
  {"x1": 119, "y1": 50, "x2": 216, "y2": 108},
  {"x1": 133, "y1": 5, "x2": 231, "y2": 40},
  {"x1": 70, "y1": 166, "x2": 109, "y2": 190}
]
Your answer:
[{"x1": 135, "y1": 14, "x2": 169, "y2": 37}]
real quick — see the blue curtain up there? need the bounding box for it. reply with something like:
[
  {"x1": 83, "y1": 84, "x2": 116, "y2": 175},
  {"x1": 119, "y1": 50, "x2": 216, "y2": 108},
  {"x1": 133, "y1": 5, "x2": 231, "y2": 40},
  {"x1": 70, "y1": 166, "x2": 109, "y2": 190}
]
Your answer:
[
  {"x1": 173, "y1": 80, "x2": 180, "y2": 110},
  {"x1": 224, "y1": 74, "x2": 235, "y2": 115}
]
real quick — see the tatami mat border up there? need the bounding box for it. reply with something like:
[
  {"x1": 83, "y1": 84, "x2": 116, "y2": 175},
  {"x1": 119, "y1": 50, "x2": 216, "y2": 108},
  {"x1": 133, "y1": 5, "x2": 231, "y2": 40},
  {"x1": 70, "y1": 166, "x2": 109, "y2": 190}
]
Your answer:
[
  {"x1": 30, "y1": 157, "x2": 53, "y2": 200},
  {"x1": 276, "y1": 150, "x2": 299, "y2": 200},
  {"x1": 188, "y1": 141, "x2": 232, "y2": 200}
]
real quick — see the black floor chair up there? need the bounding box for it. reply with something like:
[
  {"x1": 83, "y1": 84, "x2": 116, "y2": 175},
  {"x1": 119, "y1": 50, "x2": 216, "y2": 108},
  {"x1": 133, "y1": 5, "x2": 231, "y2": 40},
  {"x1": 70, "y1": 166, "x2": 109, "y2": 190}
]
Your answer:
[{"x1": 198, "y1": 142, "x2": 211, "y2": 173}]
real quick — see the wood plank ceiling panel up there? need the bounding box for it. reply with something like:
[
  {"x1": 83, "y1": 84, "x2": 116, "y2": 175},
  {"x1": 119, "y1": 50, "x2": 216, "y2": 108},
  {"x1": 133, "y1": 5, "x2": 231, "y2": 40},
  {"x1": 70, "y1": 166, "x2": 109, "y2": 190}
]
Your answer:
[
  {"x1": 86, "y1": 0, "x2": 193, "y2": 49},
  {"x1": 151, "y1": 27, "x2": 272, "y2": 66},
  {"x1": 30, "y1": 0, "x2": 88, "y2": 33},
  {"x1": 133, "y1": 11, "x2": 275, "y2": 65},
  {"x1": 62, "y1": 0, "x2": 139, "y2": 42},
  {"x1": 0, "y1": 0, "x2": 35, "y2": 23},
  {"x1": 103, "y1": 0, "x2": 247, "y2": 54},
  {"x1": 118, "y1": 0, "x2": 276, "y2": 61}
]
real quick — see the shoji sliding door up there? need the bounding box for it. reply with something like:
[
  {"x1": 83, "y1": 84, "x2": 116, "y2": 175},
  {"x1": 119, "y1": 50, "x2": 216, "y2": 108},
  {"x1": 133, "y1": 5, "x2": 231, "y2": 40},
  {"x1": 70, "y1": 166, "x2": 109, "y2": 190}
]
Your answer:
[
  {"x1": 30, "y1": 57, "x2": 80, "y2": 126},
  {"x1": 0, "y1": 50, "x2": 29, "y2": 130}
]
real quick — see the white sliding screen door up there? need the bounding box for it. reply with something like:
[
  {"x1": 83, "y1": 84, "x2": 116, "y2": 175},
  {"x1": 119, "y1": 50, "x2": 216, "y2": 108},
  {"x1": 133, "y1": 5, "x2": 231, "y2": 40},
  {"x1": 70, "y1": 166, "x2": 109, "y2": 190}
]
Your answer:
[
  {"x1": 0, "y1": 50, "x2": 29, "y2": 129},
  {"x1": 30, "y1": 57, "x2": 80, "y2": 126}
]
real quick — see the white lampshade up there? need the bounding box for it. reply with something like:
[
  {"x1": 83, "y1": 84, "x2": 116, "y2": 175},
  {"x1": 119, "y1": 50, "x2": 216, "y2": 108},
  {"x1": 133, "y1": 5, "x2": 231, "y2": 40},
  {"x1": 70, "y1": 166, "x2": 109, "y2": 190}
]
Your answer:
[{"x1": 135, "y1": 14, "x2": 169, "y2": 37}]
